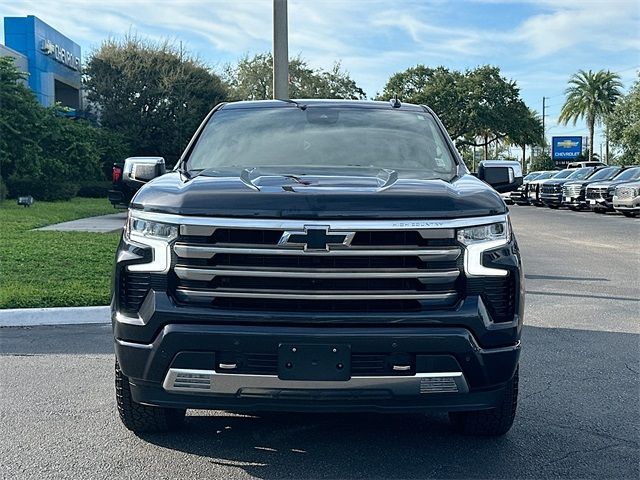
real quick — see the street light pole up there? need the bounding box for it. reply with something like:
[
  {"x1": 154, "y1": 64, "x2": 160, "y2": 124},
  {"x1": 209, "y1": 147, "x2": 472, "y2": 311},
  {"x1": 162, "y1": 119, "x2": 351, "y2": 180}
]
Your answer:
[
  {"x1": 273, "y1": 0, "x2": 289, "y2": 100},
  {"x1": 541, "y1": 96, "x2": 548, "y2": 156}
]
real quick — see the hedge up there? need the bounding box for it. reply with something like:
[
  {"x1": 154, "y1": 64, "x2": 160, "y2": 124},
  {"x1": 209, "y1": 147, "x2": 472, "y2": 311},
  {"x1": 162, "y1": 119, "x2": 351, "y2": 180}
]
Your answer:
[{"x1": 6, "y1": 177, "x2": 79, "y2": 202}]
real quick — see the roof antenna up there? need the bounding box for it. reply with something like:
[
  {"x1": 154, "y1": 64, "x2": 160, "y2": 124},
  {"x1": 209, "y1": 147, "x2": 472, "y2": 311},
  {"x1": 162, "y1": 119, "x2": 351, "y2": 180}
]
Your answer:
[{"x1": 390, "y1": 94, "x2": 401, "y2": 108}]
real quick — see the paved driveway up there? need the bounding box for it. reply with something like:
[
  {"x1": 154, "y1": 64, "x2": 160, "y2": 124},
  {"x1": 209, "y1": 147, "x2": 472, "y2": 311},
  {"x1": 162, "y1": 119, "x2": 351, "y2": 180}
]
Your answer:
[{"x1": 1, "y1": 206, "x2": 638, "y2": 479}]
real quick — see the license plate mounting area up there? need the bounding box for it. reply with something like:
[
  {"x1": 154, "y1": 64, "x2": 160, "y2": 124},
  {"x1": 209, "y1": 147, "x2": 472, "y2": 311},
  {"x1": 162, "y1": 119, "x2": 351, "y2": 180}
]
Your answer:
[{"x1": 278, "y1": 343, "x2": 351, "y2": 381}]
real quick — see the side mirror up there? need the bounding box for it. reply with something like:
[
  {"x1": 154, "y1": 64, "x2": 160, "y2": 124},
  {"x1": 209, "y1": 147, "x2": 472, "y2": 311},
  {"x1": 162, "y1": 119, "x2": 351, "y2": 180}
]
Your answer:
[
  {"x1": 123, "y1": 157, "x2": 166, "y2": 185},
  {"x1": 477, "y1": 160, "x2": 523, "y2": 193}
]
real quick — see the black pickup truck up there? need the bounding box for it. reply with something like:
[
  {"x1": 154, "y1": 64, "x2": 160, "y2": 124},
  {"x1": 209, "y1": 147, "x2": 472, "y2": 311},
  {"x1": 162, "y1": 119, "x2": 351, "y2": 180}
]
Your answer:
[{"x1": 112, "y1": 99, "x2": 524, "y2": 436}]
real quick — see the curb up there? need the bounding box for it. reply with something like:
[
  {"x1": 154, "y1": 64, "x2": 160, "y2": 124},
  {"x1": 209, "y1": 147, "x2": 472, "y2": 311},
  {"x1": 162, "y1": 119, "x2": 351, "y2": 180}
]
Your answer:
[{"x1": 0, "y1": 306, "x2": 110, "y2": 327}]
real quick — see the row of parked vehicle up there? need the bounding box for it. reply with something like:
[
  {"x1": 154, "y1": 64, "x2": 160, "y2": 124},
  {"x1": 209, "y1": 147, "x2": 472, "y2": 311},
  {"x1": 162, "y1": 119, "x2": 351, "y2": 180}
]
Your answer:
[{"x1": 507, "y1": 161, "x2": 640, "y2": 217}]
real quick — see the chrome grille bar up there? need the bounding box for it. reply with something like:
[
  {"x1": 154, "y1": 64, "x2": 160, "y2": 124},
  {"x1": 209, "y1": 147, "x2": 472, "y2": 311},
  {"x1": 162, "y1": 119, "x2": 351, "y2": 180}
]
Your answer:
[
  {"x1": 174, "y1": 244, "x2": 461, "y2": 260},
  {"x1": 174, "y1": 266, "x2": 460, "y2": 281},
  {"x1": 174, "y1": 288, "x2": 458, "y2": 302}
]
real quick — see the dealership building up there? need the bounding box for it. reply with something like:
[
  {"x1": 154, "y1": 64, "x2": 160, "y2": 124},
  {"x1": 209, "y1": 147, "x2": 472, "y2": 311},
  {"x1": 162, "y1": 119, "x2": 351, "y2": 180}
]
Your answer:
[{"x1": 1, "y1": 15, "x2": 82, "y2": 110}]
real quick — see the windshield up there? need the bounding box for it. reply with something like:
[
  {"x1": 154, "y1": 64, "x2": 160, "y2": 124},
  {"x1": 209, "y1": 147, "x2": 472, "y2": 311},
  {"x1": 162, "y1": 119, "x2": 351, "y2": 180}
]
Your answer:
[
  {"x1": 567, "y1": 167, "x2": 593, "y2": 179},
  {"x1": 524, "y1": 172, "x2": 540, "y2": 181},
  {"x1": 186, "y1": 106, "x2": 457, "y2": 179},
  {"x1": 535, "y1": 171, "x2": 555, "y2": 180},
  {"x1": 552, "y1": 169, "x2": 575, "y2": 179},
  {"x1": 588, "y1": 166, "x2": 621, "y2": 180},
  {"x1": 612, "y1": 167, "x2": 640, "y2": 181}
]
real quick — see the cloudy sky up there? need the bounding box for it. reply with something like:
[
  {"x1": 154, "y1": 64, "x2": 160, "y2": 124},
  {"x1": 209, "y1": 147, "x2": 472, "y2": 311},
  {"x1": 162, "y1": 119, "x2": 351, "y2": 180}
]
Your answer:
[{"x1": 2, "y1": 0, "x2": 639, "y2": 151}]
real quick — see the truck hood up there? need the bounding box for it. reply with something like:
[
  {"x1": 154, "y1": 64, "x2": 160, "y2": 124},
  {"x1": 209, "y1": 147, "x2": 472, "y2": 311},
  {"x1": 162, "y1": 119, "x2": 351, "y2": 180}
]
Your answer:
[
  {"x1": 588, "y1": 179, "x2": 633, "y2": 188},
  {"x1": 564, "y1": 179, "x2": 605, "y2": 187},
  {"x1": 130, "y1": 167, "x2": 506, "y2": 219}
]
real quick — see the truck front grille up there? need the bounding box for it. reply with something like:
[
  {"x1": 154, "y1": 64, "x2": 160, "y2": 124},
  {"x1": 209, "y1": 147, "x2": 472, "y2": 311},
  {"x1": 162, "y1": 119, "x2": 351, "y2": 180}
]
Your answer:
[
  {"x1": 217, "y1": 352, "x2": 414, "y2": 376},
  {"x1": 541, "y1": 184, "x2": 561, "y2": 194},
  {"x1": 170, "y1": 225, "x2": 462, "y2": 312},
  {"x1": 615, "y1": 187, "x2": 635, "y2": 199},
  {"x1": 563, "y1": 184, "x2": 582, "y2": 197},
  {"x1": 586, "y1": 187, "x2": 607, "y2": 200}
]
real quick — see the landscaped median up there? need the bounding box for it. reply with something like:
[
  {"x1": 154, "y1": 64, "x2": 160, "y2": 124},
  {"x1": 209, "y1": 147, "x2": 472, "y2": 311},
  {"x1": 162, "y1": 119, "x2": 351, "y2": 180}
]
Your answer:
[{"x1": 0, "y1": 198, "x2": 121, "y2": 309}]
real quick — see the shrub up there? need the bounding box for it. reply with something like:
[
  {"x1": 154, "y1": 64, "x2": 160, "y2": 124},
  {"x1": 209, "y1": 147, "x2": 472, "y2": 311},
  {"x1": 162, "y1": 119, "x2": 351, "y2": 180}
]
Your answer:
[
  {"x1": 77, "y1": 180, "x2": 112, "y2": 198},
  {"x1": 6, "y1": 176, "x2": 78, "y2": 201},
  {"x1": 0, "y1": 178, "x2": 7, "y2": 201}
]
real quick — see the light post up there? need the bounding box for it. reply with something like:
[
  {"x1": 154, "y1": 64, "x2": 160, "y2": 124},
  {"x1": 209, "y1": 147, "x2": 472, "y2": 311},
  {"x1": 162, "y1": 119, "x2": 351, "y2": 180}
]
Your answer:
[{"x1": 273, "y1": 0, "x2": 289, "y2": 100}]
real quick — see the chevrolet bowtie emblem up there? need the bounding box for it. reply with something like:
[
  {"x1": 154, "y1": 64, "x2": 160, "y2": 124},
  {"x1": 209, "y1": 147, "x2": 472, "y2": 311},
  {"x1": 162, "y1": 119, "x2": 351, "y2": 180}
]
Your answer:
[
  {"x1": 557, "y1": 139, "x2": 579, "y2": 148},
  {"x1": 278, "y1": 226, "x2": 355, "y2": 251}
]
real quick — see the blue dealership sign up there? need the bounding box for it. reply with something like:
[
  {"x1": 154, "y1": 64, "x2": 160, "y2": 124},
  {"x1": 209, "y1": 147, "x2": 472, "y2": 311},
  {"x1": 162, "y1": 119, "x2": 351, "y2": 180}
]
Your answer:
[
  {"x1": 4, "y1": 16, "x2": 81, "y2": 109},
  {"x1": 552, "y1": 136, "x2": 582, "y2": 162}
]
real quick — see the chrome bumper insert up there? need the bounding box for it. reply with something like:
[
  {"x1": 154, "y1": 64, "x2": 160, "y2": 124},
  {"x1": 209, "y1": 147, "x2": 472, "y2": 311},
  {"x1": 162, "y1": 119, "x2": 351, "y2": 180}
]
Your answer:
[{"x1": 162, "y1": 369, "x2": 469, "y2": 395}]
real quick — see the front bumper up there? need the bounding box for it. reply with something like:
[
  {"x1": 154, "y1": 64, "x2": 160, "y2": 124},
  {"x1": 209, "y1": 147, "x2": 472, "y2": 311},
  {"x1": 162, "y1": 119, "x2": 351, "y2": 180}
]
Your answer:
[
  {"x1": 115, "y1": 323, "x2": 520, "y2": 413},
  {"x1": 587, "y1": 198, "x2": 613, "y2": 210},
  {"x1": 112, "y1": 220, "x2": 524, "y2": 413},
  {"x1": 613, "y1": 195, "x2": 640, "y2": 211},
  {"x1": 540, "y1": 193, "x2": 563, "y2": 206},
  {"x1": 510, "y1": 190, "x2": 529, "y2": 204}
]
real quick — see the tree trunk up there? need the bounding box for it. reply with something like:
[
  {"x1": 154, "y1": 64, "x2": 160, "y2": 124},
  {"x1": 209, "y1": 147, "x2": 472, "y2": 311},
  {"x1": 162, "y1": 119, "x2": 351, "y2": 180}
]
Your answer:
[
  {"x1": 522, "y1": 144, "x2": 526, "y2": 172},
  {"x1": 483, "y1": 134, "x2": 489, "y2": 160},
  {"x1": 588, "y1": 117, "x2": 595, "y2": 161},
  {"x1": 605, "y1": 125, "x2": 610, "y2": 164}
]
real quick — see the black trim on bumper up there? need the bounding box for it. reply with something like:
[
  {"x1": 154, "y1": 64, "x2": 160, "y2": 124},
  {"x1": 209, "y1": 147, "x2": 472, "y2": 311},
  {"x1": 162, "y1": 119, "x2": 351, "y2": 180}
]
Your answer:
[{"x1": 116, "y1": 323, "x2": 519, "y2": 412}]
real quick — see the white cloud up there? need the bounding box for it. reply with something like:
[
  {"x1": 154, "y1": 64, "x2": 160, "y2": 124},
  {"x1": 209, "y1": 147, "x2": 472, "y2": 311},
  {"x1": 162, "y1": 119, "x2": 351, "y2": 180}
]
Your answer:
[
  {"x1": 1, "y1": 0, "x2": 637, "y2": 101},
  {"x1": 511, "y1": 0, "x2": 640, "y2": 58}
]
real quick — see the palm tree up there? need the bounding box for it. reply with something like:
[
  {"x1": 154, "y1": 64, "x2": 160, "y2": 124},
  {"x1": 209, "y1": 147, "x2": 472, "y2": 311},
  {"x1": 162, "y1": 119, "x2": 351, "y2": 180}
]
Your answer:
[{"x1": 559, "y1": 70, "x2": 623, "y2": 161}]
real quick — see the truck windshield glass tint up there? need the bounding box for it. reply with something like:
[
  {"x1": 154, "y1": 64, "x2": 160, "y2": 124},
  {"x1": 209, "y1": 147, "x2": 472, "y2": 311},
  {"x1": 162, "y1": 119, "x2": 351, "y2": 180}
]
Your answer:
[
  {"x1": 589, "y1": 167, "x2": 619, "y2": 180},
  {"x1": 187, "y1": 107, "x2": 457, "y2": 179},
  {"x1": 567, "y1": 167, "x2": 592, "y2": 179},
  {"x1": 553, "y1": 170, "x2": 574, "y2": 179},
  {"x1": 613, "y1": 167, "x2": 640, "y2": 181}
]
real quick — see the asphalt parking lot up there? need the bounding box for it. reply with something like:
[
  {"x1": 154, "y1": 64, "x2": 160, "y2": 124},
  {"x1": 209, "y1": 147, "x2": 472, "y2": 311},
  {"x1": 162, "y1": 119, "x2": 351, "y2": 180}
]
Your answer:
[{"x1": 1, "y1": 206, "x2": 638, "y2": 480}]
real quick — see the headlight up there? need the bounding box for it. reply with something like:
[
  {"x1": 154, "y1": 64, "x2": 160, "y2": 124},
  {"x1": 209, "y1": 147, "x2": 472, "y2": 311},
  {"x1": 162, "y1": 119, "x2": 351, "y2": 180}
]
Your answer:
[
  {"x1": 127, "y1": 216, "x2": 178, "y2": 241},
  {"x1": 125, "y1": 211, "x2": 176, "y2": 273},
  {"x1": 457, "y1": 221, "x2": 510, "y2": 277},
  {"x1": 457, "y1": 222, "x2": 509, "y2": 245}
]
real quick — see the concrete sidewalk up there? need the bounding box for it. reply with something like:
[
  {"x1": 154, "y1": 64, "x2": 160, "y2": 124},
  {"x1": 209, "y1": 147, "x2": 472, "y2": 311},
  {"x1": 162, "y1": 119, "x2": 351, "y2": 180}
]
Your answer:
[
  {"x1": 0, "y1": 306, "x2": 110, "y2": 327},
  {"x1": 37, "y1": 212, "x2": 127, "y2": 233}
]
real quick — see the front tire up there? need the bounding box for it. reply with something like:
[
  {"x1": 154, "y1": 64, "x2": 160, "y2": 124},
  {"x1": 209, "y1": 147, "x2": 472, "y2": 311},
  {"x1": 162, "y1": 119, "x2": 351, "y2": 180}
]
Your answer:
[
  {"x1": 115, "y1": 360, "x2": 186, "y2": 433},
  {"x1": 449, "y1": 367, "x2": 519, "y2": 436}
]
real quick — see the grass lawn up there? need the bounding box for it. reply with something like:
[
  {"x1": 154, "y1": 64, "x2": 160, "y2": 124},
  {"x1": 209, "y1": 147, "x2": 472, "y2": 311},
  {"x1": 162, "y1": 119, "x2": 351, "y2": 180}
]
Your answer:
[{"x1": 0, "y1": 198, "x2": 121, "y2": 308}]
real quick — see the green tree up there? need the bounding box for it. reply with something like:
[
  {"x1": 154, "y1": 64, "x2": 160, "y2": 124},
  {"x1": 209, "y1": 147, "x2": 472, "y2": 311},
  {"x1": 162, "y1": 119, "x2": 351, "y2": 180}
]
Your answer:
[
  {"x1": 606, "y1": 75, "x2": 640, "y2": 165},
  {"x1": 378, "y1": 65, "x2": 532, "y2": 159},
  {"x1": 529, "y1": 153, "x2": 555, "y2": 172},
  {"x1": 377, "y1": 66, "x2": 470, "y2": 139},
  {"x1": 224, "y1": 53, "x2": 366, "y2": 101},
  {"x1": 0, "y1": 56, "x2": 44, "y2": 182},
  {"x1": 0, "y1": 56, "x2": 129, "y2": 200},
  {"x1": 559, "y1": 69, "x2": 623, "y2": 161},
  {"x1": 507, "y1": 108, "x2": 544, "y2": 169},
  {"x1": 84, "y1": 36, "x2": 227, "y2": 165}
]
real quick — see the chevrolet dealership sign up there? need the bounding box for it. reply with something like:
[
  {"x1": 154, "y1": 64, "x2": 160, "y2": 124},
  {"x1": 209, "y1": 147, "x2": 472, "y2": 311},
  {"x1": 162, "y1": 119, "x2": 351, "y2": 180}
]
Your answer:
[
  {"x1": 40, "y1": 39, "x2": 80, "y2": 71},
  {"x1": 552, "y1": 136, "x2": 582, "y2": 162}
]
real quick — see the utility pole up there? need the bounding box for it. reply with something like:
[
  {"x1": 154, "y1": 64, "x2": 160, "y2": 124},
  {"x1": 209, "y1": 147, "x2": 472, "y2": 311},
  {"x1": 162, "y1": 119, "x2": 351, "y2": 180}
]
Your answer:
[
  {"x1": 273, "y1": 0, "x2": 289, "y2": 99},
  {"x1": 541, "y1": 96, "x2": 548, "y2": 156}
]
